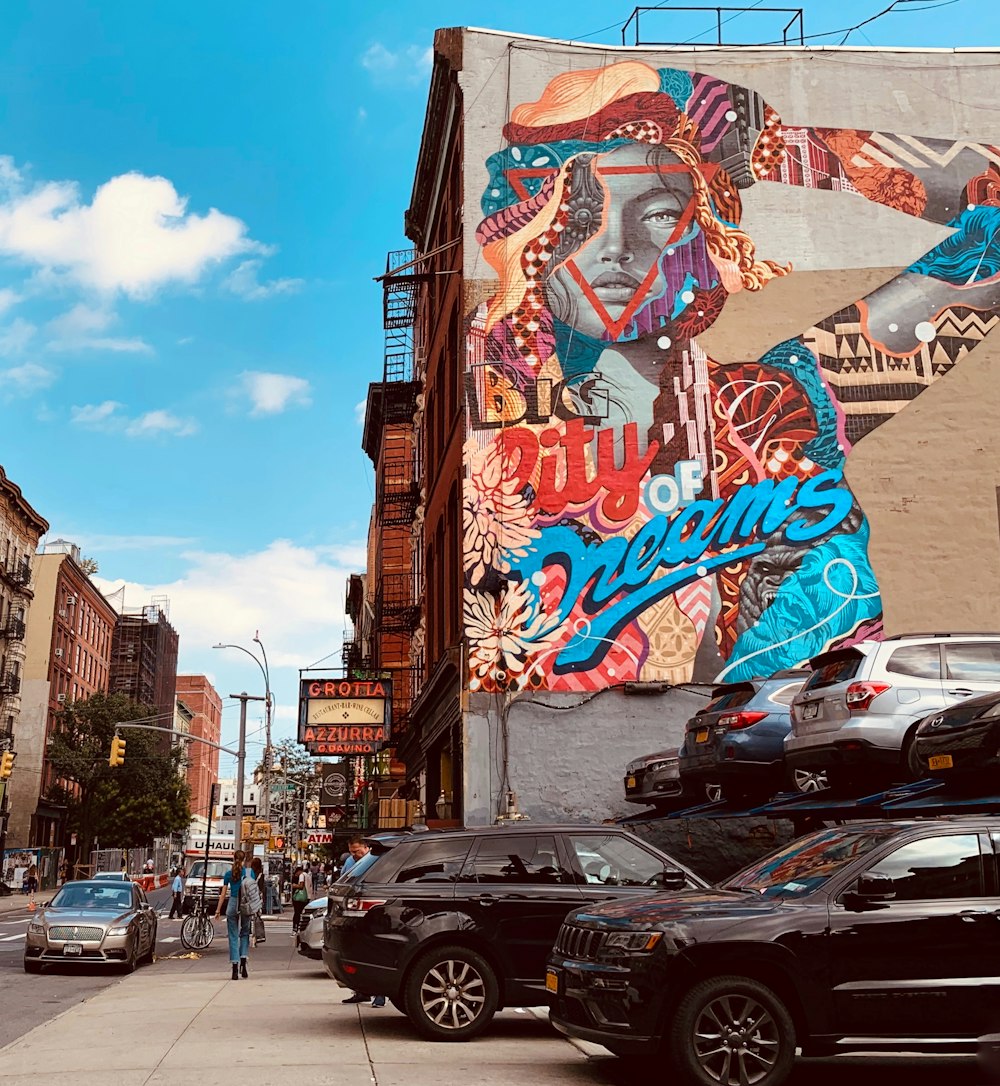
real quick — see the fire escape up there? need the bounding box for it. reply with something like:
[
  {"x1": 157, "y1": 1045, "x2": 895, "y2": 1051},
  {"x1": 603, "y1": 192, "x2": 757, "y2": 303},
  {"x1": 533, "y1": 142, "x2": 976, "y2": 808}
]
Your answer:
[
  {"x1": 371, "y1": 248, "x2": 428, "y2": 745},
  {"x1": 0, "y1": 556, "x2": 31, "y2": 715}
]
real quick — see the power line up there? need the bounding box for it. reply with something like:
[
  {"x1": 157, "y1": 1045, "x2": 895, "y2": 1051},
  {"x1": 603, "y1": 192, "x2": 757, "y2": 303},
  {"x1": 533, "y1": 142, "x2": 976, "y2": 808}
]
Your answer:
[{"x1": 759, "y1": 0, "x2": 969, "y2": 45}]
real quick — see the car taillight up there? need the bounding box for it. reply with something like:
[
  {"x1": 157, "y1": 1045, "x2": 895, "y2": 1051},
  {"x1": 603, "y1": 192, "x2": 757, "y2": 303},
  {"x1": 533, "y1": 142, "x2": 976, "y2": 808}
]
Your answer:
[
  {"x1": 845, "y1": 681, "x2": 891, "y2": 712},
  {"x1": 718, "y1": 711, "x2": 769, "y2": 730},
  {"x1": 344, "y1": 897, "x2": 387, "y2": 913}
]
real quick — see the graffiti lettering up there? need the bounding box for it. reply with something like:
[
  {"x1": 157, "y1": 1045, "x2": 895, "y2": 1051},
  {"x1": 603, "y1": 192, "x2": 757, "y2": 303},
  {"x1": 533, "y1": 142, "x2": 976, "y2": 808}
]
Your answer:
[
  {"x1": 465, "y1": 369, "x2": 610, "y2": 429},
  {"x1": 645, "y1": 461, "x2": 706, "y2": 514},
  {"x1": 501, "y1": 418, "x2": 659, "y2": 523},
  {"x1": 510, "y1": 470, "x2": 854, "y2": 671}
]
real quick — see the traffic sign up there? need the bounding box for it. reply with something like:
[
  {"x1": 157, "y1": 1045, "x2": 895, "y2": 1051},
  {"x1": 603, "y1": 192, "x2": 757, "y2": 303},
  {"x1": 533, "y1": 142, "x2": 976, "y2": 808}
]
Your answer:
[{"x1": 223, "y1": 804, "x2": 256, "y2": 817}]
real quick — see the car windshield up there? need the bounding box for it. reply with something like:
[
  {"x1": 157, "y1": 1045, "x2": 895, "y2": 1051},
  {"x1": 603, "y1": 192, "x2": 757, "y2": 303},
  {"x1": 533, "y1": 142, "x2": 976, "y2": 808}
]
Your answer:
[
  {"x1": 187, "y1": 861, "x2": 230, "y2": 879},
  {"x1": 51, "y1": 884, "x2": 132, "y2": 910},
  {"x1": 721, "y1": 826, "x2": 900, "y2": 899}
]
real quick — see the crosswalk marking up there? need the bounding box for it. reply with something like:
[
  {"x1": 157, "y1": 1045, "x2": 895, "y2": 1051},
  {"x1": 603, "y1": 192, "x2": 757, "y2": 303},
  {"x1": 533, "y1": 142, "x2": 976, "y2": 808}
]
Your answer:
[{"x1": 0, "y1": 932, "x2": 25, "y2": 941}]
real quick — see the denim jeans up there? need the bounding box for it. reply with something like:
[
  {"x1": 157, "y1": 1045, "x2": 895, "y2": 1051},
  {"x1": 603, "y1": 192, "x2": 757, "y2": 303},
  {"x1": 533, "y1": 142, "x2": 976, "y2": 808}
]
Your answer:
[{"x1": 226, "y1": 901, "x2": 251, "y2": 963}]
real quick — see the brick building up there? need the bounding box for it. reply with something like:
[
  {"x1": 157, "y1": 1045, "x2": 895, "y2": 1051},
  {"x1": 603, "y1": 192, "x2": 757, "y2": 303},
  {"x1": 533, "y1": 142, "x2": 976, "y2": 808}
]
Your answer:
[
  {"x1": 360, "y1": 28, "x2": 1000, "y2": 825},
  {"x1": 175, "y1": 674, "x2": 223, "y2": 824},
  {"x1": 11, "y1": 539, "x2": 118, "y2": 849},
  {"x1": 0, "y1": 466, "x2": 48, "y2": 857}
]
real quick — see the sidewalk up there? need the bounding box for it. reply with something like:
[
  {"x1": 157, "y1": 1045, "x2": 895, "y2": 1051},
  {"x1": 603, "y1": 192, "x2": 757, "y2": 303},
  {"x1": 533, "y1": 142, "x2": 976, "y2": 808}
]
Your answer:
[{"x1": 0, "y1": 930, "x2": 604, "y2": 1086}]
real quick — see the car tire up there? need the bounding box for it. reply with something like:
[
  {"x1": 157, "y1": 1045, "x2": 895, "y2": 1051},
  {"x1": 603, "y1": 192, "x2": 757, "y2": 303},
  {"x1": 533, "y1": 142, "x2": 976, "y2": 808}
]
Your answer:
[
  {"x1": 140, "y1": 928, "x2": 156, "y2": 965},
  {"x1": 122, "y1": 940, "x2": 138, "y2": 974},
  {"x1": 668, "y1": 974, "x2": 796, "y2": 1086},
  {"x1": 403, "y1": 944, "x2": 499, "y2": 1042},
  {"x1": 23, "y1": 959, "x2": 42, "y2": 974},
  {"x1": 390, "y1": 996, "x2": 408, "y2": 1015}
]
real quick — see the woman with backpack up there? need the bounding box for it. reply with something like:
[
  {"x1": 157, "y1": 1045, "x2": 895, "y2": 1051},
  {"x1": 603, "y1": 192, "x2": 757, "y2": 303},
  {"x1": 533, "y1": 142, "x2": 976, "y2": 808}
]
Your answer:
[
  {"x1": 290, "y1": 865, "x2": 309, "y2": 933},
  {"x1": 215, "y1": 850, "x2": 259, "y2": 980}
]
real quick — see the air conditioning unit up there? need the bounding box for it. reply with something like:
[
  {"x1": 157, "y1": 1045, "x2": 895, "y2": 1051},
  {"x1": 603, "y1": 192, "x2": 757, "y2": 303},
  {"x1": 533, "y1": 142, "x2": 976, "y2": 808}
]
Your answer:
[
  {"x1": 56, "y1": 693, "x2": 67, "y2": 703},
  {"x1": 54, "y1": 648, "x2": 64, "y2": 658},
  {"x1": 66, "y1": 595, "x2": 78, "y2": 605},
  {"x1": 58, "y1": 609, "x2": 67, "y2": 618}
]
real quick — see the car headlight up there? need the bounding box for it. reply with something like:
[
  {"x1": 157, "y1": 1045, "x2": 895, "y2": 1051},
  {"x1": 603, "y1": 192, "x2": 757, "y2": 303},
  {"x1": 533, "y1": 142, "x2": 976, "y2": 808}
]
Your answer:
[
  {"x1": 604, "y1": 931, "x2": 662, "y2": 952},
  {"x1": 107, "y1": 925, "x2": 131, "y2": 936},
  {"x1": 27, "y1": 921, "x2": 45, "y2": 935},
  {"x1": 648, "y1": 761, "x2": 673, "y2": 773}
]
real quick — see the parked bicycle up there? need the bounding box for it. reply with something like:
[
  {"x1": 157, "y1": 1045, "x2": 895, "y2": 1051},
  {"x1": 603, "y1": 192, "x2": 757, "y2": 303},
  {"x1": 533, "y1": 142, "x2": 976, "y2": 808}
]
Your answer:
[{"x1": 180, "y1": 896, "x2": 216, "y2": 950}]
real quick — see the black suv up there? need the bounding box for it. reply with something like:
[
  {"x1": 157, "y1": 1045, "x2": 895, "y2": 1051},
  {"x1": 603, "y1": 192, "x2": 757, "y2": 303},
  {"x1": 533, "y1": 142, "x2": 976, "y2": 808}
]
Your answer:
[
  {"x1": 548, "y1": 818, "x2": 1000, "y2": 1086},
  {"x1": 322, "y1": 823, "x2": 705, "y2": 1040}
]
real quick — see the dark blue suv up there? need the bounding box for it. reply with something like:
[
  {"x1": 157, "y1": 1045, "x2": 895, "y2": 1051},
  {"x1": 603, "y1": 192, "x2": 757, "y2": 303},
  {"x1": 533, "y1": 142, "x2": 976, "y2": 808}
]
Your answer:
[{"x1": 678, "y1": 670, "x2": 825, "y2": 800}]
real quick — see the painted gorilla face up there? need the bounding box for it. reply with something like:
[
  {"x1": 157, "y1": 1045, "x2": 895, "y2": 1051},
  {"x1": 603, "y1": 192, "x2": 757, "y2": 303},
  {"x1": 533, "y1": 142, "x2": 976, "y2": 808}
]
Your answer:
[
  {"x1": 545, "y1": 143, "x2": 721, "y2": 342},
  {"x1": 737, "y1": 545, "x2": 808, "y2": 634}
]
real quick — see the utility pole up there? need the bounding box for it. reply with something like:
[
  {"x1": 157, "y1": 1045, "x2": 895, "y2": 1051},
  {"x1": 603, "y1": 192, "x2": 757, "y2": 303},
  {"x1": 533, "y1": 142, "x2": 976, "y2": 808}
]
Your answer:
[{"x1": 229, "y1": 692, "x2": 264, "y2": 854}]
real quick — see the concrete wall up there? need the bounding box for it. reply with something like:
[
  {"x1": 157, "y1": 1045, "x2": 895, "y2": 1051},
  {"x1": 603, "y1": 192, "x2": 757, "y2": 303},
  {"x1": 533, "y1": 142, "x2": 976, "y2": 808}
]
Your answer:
[{"x1": 5, "y1": 679, "x2": 48, "y2": 846}]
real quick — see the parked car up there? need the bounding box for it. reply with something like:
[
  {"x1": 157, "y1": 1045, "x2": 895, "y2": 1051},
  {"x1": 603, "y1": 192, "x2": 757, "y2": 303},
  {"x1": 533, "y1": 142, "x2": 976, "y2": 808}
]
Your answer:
[
  {"x1": 296, "y1": 896, "x2": 327, "y2": 958},
  {"x1": 785, "y1": 633, "x2": 1000, "y2": 791},
  {"x1": 911, "y1": 688, "x2": 1000, "y2": 782},
  {"x1": 624, "y1": 748, "x2": 688, "y2": 809},
  {"x1": 678, "y1": 670, "x2": 825, "y2": 800},
  {"x1": 323, "y1": 824, "x2": 706, "y2": 1041},
  {"x1": 24, "y1": 879, "x2": 158, "y2": 973},
  {"x1": 548, "y1": 818, "x2": 1000, "y2": 1086}
]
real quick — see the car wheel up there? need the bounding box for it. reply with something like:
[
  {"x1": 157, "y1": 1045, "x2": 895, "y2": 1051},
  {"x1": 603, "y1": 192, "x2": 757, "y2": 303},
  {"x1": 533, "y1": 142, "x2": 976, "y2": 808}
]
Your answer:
[
  {"x1": 23, "y1": 959, "x2": 42, "y2": 974},
  {"x1": 122, "y1": 940, "x2": 138, "y2": 974},
  {"x1": 669, "y1": 975, "x2": 795, "y2": 1086},
  {"x1": 390, "y1": 996, "x2": 408, "y2": 1015},
  {"x1": 790, "y1": 767, "x2": 828, "y2": 794},
  {"x1": 404, "y1": 945, "x2": 499, "y2": 1042}
]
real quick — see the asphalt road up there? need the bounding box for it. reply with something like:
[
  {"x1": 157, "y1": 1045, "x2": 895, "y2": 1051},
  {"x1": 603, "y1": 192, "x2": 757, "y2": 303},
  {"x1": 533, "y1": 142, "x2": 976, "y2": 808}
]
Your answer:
[{"x1": 0, "y1": 884, "x2": 180, "y2": 1048}]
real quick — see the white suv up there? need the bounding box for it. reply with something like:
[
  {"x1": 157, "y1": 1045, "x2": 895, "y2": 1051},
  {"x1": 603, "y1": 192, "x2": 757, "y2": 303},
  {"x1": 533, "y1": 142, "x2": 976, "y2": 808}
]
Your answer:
[{"x1": 784, "y1": 633, "x2": 1000, "y2": 791}]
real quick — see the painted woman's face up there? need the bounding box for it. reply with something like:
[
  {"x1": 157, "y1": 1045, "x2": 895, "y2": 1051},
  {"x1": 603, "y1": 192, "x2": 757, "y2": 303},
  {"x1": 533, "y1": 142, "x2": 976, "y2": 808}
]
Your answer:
[{"x1": 547, "y1": 142, "x2": 720, "y2": 342}]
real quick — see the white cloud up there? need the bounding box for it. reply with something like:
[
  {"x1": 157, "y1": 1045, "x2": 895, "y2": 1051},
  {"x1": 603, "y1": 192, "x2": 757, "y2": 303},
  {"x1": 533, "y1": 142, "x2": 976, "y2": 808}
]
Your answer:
[
  {"x1": 71, "y1": 400, "x2": 122, "y2": 428},
  {"x1": 222, "y1": 259, "x2": 303, "y2": 301},
  {"x1": 354, "y1": 399, "x2": 366, "y2": 426},
  {"x1": 1, "y1": 360, "x2": 55, "y2": 397},
  {"x1": 0, "y1": 287, "x2": 20, "y2": 314},
  {"x1": 0, "y1": 317, "x2": 36, "y2": 355},
  {"x1": 125, "y1": 409, "x2": 198, "y2": 438},
  {"x1": 360, "y1": 42, "x2": 433, "y2": 85},
  {"x1": 91, "y1": 536, "x2": 366, "y2": 729},
  {"x1": 0, "y1": 158, "x2": 260, "y2": 298},
  {"x1": 238, "y1": 371, "x2": 312, "y2": 416},
  {"x1": 47, "y1": 303, "x2": 152, "y2": 354},
  {"x1": 70, "y1": 399, "x2": 197, "y2": 438}
]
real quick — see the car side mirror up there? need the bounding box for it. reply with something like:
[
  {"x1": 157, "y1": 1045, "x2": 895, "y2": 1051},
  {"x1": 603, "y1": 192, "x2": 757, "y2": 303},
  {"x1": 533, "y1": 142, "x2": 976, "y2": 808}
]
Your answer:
[
  {"x1": 660, "y1": 868, "x2": 687, "y2": 891},
  {"x1": 852, "y1": 872, "x2": 896, "y2": 903}
]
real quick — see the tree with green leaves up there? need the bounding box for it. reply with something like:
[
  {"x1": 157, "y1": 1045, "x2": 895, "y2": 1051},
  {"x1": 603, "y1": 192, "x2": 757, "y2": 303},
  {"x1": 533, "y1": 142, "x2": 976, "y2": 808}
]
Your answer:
[{"x1": 47, "y1": 692, "x2": 190, "y2": 852}]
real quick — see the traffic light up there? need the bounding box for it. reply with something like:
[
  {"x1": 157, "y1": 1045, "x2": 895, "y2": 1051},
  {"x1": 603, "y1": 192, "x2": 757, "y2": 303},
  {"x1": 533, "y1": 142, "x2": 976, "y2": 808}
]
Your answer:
[
  {"x1": 108, "y1": 735, "x2": 126, "y2": 767},
  {"x1": 0, "y1": 750, "x2": 14, "y2": 779}
]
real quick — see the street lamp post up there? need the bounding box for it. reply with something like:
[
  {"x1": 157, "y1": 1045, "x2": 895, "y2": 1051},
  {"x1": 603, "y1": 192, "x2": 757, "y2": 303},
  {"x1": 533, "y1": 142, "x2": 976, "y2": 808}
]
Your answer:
[{"x1": 213, "y1": 637, "x2": 272, "y2": 821}]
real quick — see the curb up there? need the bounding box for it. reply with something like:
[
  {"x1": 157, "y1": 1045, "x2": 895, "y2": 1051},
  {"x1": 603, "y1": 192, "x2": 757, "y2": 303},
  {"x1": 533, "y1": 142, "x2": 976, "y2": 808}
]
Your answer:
[{"x1": 526, "y1": 1006, "x2": 613, "y2": 1060}]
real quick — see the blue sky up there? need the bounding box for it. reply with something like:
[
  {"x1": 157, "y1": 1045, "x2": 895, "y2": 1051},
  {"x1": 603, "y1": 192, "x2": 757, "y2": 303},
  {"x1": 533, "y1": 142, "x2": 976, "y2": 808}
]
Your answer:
[{"x1": 0, "y1": 0, "x2": 996, "y2": 773}]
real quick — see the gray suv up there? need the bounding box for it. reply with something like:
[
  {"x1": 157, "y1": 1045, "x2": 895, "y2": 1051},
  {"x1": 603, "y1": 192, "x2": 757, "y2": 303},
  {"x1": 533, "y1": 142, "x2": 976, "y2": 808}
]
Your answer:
[{"x1": 785, "y1": 633, "x2": 1000, "y2": 790}]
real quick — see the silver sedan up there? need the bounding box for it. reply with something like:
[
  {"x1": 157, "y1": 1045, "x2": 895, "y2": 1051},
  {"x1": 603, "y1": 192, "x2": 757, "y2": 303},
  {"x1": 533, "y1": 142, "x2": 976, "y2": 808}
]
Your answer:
[{"x1": 23, "y1": 879, "x2": 158, "y2": 973}]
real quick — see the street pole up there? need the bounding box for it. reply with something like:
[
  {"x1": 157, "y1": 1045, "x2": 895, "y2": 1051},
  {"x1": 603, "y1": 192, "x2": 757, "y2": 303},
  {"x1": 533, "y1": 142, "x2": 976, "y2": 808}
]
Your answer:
[
  {"x1": 229, "y1": 692, "x2": 264, "y2": 855},
  {"x1": 253, "y1": 634, "x2": 272, "y2": 825},
  {"x1": 201, "y1": 781, "x2": 217, "y2": 909}
]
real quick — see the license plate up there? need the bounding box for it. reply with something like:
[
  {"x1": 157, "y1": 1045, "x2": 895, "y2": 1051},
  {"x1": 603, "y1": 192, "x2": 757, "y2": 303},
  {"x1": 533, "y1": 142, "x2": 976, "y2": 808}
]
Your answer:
[
  {"x1": 63, "y1": 942, "x2": 82, "y2": 956},
  {"x1": 929, "y1": 754, "x2": 953, "y2": 770},
  {"x1": 695, "y1": 728, "x2": 710, "y2": 744},
  {"x1": 545, "y1": 968, "x2": 560, "y2": 994},
  {"x1": 626, "y1": 776, "x2": 636, "y2": 789},
  {"x1": 801, "y1": 702, "x2": 819, "y2": 720}
]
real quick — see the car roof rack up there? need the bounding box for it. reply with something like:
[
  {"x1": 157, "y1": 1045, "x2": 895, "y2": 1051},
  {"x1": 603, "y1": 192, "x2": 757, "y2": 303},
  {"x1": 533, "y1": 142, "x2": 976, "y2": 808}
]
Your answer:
[{"x1": 883, "y1": 632, "x2": 1000, "y2": 640}]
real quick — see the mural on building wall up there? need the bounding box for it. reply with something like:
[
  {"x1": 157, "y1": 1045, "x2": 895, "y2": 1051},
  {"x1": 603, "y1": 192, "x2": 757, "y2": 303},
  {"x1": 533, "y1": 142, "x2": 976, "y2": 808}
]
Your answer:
[{"x1": 463, "y1": 60, "x2": 1000, "y2": 692}]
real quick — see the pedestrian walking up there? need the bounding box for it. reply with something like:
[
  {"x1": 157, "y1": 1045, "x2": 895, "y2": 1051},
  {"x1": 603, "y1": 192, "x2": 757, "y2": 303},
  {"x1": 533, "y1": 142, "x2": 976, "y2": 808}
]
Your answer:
[
  {"x1": 58, "y1": 858, "x2": 69, "y2": 885},
  {"x1": 215, "y1": 850, "x2": 253, "y2": 980},
  {"x1": 291, "y1": 865, "x2": 309, "y2": 933},
  {"x1": 249, "y1": 857, "x2": 268, "y2": 946},
  {"x1": 24, "y1": 864, "x2": 39, "y2": 909},
  {"x1": 168, "y1": 867, "x2": 185, "y2": 919}
]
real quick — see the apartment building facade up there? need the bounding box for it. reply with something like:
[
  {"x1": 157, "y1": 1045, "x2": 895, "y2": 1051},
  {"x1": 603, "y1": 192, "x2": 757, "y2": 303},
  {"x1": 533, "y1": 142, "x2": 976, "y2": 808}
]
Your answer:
[{"x1": 175, "y1": 674, "x2": 223, "y2": 824}]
